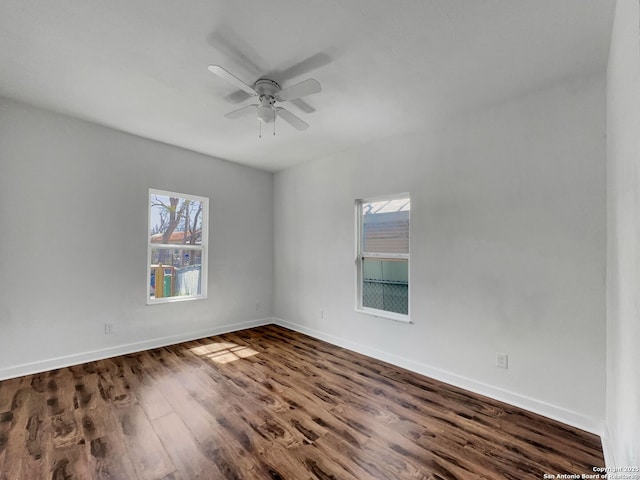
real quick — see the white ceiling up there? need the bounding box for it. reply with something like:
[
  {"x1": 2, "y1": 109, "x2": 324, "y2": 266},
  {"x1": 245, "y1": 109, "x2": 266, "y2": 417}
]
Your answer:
[{"x1": 0, "y1": 1, "x2": 615, "y2": 172}]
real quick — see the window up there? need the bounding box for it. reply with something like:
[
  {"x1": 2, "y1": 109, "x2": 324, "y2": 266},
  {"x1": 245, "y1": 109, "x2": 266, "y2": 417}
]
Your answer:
[
  {"x1": 147, "y1": 189, "x2": 208, "y2": 304},
  {"x1": 356, "y1": 194, "x2": 410, "y2": 321}
]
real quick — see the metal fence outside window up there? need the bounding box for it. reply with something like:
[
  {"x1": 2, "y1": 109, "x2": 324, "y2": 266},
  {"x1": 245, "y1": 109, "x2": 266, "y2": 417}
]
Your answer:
[{"x1": 363, "y1": 280, "x2": 408, "y2": 314}]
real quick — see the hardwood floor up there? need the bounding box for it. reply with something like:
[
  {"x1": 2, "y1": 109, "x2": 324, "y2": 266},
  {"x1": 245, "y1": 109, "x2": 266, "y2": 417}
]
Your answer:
[{"x1": 0, "y1": 325, "x2": 603, "y2": 479}]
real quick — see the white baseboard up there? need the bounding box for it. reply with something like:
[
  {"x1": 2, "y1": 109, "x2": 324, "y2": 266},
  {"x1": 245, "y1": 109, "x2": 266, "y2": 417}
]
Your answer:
[
  {"x1": 600, "y1": 425, "x2": 616, "y2": 469},
  {"x1": 272, "y1": 317, "x2": 604, "y2": 436},
  {"x1": 0, "y1": 317, "x2": 273, "y2": 381}
]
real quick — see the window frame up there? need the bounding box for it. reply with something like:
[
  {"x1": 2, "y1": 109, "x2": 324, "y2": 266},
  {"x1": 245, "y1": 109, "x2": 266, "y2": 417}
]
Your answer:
[
  {"x1": 147, "y1": 188, "x2": 209, "y2": 305},
  {"x1": 355, "y1": 193, "x2": 411, "y2": 323}
]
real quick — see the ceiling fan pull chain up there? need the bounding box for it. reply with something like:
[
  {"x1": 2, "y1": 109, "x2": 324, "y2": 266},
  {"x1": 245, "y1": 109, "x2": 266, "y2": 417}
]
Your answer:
[
  {"x1": 258, "y1": 119, "x2": 262, "y2": 139},
  {"x1": 273, "y1": 109, "x2": 276, "y2": 136}
]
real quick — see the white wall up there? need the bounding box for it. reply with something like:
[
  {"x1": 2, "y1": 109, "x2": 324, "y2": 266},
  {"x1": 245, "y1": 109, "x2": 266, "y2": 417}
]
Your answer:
[
  {"x1": 274, "y1": 75, "x2": 606, "y2": 433},
  {"x1": 0, "y1": 71, "x2": 611, "y2": 441},
  {"x1": 0, "y1": 98, "x2": 273, "y2": 379},
  {"x1": 606, "y1": 0, "x2": 640, "y2": 466}
]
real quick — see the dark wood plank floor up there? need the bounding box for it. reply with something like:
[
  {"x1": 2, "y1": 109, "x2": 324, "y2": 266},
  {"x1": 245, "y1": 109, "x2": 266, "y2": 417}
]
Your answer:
[{"x1": 0, "y1": 324, "x2": 604, "y2": 480}]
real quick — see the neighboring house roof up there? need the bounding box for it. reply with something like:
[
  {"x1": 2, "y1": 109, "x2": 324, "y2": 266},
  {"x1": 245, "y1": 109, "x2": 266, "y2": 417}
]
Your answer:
[{"x1": 150, "y1": 230, "x2": 201, "y2": 244}]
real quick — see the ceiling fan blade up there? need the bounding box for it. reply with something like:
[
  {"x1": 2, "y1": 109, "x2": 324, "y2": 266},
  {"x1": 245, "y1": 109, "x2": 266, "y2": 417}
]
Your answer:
[
  {"x1": 290, "y1": 98, "x2": 315, "y2": 114},
  {"x1": 276, "y1": 78, "x2": 321, "y2": 102},
  {"x1": 207, "y1": 27, "x2": 266, "y2": 79},
  {"x1": 272, "y1": 53, "x2": 331, "y2": 83},
  {"x1": 208, "y1": 65, "x2": 257, "y2": 96},
  {"x1": 224, "y1": 104, "x2": 258, "y2": 119},
  {"x1": 276, "y1": 107, "x2": 309, "y2": 130},
  {"x1": 225, "y1": 90, "x2": 253, "y2": 104}
]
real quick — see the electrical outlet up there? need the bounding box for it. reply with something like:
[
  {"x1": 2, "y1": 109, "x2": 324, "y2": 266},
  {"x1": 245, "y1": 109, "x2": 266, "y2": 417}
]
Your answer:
[
  {"x1": 496, "y1": 353, "x2": 508, "y2": 369},
  {"x1": 104, "y1": 323, "x2": 115, "y2": 335}
]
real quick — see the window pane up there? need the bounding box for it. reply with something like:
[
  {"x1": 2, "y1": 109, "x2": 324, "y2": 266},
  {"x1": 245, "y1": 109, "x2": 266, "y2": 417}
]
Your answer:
[
  {"x1": 362, "y1": 198, "x2": 410, "y2": 254},
  {"x1": 150, "y1": 194, "x2": 204, "y2": 245},
  {"x1": 150, "y1": 248, "x2": 202, "y2": 299},
  {"x1": 362, "y1": 258, "x2": 408, "y2": 314}
]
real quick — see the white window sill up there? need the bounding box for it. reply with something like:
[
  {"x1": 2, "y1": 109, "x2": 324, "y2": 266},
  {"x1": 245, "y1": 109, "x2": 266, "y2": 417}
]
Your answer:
[
  {"x1": 355, "y1": 307, "x2": 412, "y2": 324},
  {"x1": 147, "y1": 295, "x2": 207, "y2": 306}
]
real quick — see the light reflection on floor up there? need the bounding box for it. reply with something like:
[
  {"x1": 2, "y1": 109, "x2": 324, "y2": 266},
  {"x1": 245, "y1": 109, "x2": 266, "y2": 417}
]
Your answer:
[{"x1": 190, "y1": 342, "x2": 259, "y2": 364}]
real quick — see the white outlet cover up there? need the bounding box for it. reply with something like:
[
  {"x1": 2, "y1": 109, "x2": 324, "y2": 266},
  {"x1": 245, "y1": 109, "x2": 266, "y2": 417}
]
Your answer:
[{"x1": 496, "y1": 353, "x2": 508, "y2": 369}]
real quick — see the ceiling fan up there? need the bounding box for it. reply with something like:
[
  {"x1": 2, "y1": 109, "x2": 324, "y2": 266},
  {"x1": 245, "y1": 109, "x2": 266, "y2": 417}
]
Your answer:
[{"x1": 208, "y1": 65, "x2": 321, "y2": 134}]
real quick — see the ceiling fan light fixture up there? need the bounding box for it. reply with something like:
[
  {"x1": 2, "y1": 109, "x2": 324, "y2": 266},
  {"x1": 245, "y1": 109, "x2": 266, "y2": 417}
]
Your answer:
[{"x1": 257, "y1": 105, "x2": 275, "y2": 124}]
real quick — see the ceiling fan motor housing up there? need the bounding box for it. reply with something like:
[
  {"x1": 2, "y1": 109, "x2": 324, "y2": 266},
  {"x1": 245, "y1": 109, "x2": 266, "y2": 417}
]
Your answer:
[
  {"x1": 255, "y1": 79, "x2": 279, "y2": 123},
  {"x1": 254, "y1": 79, "x2": 280, "y2": 97}
]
